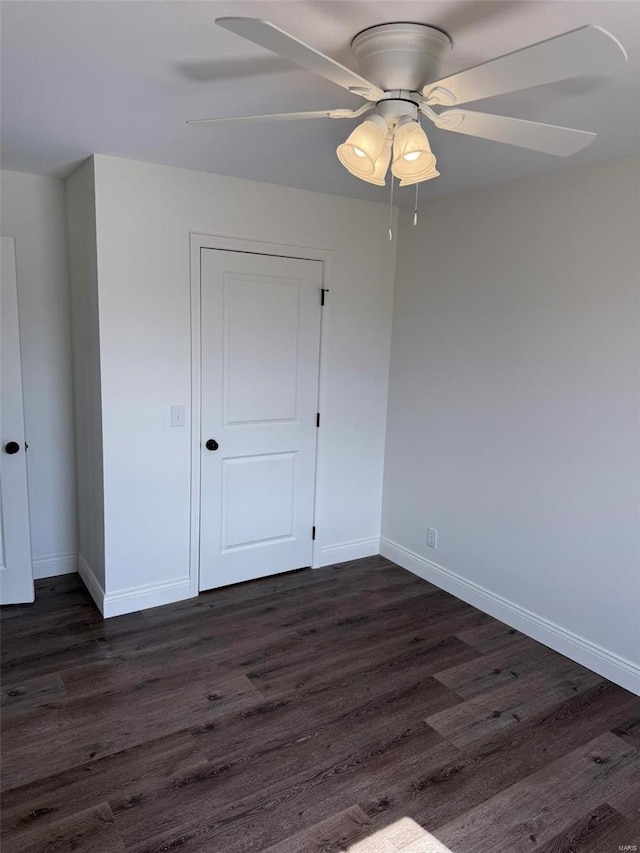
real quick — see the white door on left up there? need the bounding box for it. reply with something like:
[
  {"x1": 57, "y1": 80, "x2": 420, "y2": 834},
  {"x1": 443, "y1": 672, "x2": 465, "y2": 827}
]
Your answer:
[{"x1": 0, "y1": 236, "x2": 34, "y2": 604}]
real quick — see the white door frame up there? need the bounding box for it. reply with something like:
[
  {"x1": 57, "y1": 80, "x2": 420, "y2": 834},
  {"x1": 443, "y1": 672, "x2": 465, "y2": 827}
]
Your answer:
[{"x1": 189, "y1": 232, "x2": 332, "y2": 597}]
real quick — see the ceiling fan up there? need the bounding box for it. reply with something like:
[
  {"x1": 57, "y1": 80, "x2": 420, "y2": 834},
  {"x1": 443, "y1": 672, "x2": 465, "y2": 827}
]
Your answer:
[{"x1": 188, "y1": 18, "x2": 627, "y2": 187}]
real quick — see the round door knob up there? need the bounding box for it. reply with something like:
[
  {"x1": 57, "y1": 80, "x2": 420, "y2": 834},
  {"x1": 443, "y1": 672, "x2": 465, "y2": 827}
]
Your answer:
[
  {"x1": 205, "y1": 439, "x2": 219, "y2": 451},
  {"x1": 4, "y1": 441, "x2": 20, "y2": 455}
]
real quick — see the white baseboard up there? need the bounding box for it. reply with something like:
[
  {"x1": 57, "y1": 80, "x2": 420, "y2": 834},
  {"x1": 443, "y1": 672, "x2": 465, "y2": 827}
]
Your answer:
[
  {"x1": 315, "y1": 537, "x2": 380, "y2": 568},
  {"x1": 77, "y1": 553, "x2": 105, "y2": 615},
  {"x1": 77, "y1": 554, "x2": 193, "y2": 618},
  {"x1": 32, "y1": 552, "x2": 77, "y2": 579},
  {"x1": 380, "y1": 537, "x2": 640, "y2": 697},
  {"x1": 103, "y1": 576, "x2": 193, "y2": 618}
]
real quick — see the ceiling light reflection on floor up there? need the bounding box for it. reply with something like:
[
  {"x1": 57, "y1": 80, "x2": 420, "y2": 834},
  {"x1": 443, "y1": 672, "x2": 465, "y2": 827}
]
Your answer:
[{"x1": 347, "y1": 816, "x2": 454, "y2": 852}]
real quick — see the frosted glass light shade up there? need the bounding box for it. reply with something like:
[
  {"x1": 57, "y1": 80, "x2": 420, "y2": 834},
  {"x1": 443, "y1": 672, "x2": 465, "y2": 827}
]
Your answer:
[
  {"x1": 358, "y1": 139, "x2": 392, "y2": 186},
  {"x1": 392, "y1": 119, "x2": 437, "y2": 181},
  {"x1": 337, "y1": 114, "x2": 388, "y2": 177},
  {"x1": 398, "y1": 167, "x2": 440, "y2": 186}
]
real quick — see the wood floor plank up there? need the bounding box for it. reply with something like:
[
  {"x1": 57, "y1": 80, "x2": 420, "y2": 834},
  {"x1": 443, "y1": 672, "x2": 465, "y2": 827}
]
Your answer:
[
  {"x1": 0, "y1": 673, "x2": 261, "y2": 791},
  {"x1": 608, "y1": 777, "x2": 640, "y2": 821},
  {"x1": 2, "y1": 558, "x2": 638, "y2": 853},
  {"x1": 114, "y1": 682, "x2": 457, "y2": 847},
  {"x1": 456, "y1": 620, "x2": 527, "y2": 652},
  {"x1": 197, "y1": 670, "x2": 460, "y2": 761},
  {"x1": 0, "y1": 731, "x2": 207, "y2": 841},
  {"x1": 1, "y1": 633, "x2": 105, "y2": 685},
  {"x1": 179, "y1": 555, "x2": 400, "y2": 614},
  {"x1": 351, "y1": 809, "x2": 448, "y2": 851},
  {"x1": 612, "y1": 713, "x2": 640, "y2": 748},
  {"x1": 100, "y1": 627, "x2": 306, "y2": 684},
  {"x1": 0, "y1": 576, "x2": 95, "y2": 625},
  {"x1": 0, "y1": 671, "x2": 66, "y2": 718},
  {"x1": 426, "y1": 664, "x2": 604, "y2": 749},
  {"x1": 246, "y1": 610, "x2": 486, "y2": 698},
  {"x1": 347, "y1": 817, "x2": 452, "y2": 853},
  {"x1": 1, "y1": 802, "x2": 125, "y2": 853},
  {"x1": 353, "y1": 680, "x2": 640, "y2": 834},
  {"x1": 247, "y1": 586, "x2": 471, "y2": 661},
  {"x1": 1, "y1": 610, "x2": 150, "y2": 685},
  {"x1": 1, "y1": 698, "x2": 74, "y2": 791},
  {"x1": 433, "y1": 637, "x2": 570, "y2": 698},
  {"x1": 125, "y1": 736, "x2": 460, "y2": 853},
  {"x1": 59, "y1": 642, "x2": 254, "y2": 702},
  {"x1": 261, "y1": 805, "x2": 371, "y2": 853},
  {"x1": 144, "y1": 563, "x2": 426, "y2": 631},
  {"x1": 434, "y1": 732, "x2": 640, "y2": 853},
  {"x1": 142, "y1": 558, "x2": 413, "y2": 632},
  {"x1": 252, "y1": 631, "x2": 482, "y2": 700},
  {"x1": 534, "y1": 802, "x2": 640, "y2": 853}
]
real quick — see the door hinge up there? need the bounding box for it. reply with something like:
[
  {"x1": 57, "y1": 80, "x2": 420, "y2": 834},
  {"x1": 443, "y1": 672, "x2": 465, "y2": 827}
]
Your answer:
[
  {"x1": 316, "y1": 412, "x2": 320, "y2": 428},
  {"x1": 312, "y1": 526, "x2": 316, "y2": 540},
  {"x1": 321, "y1": 288, "x2": 328, "y2": 306}
]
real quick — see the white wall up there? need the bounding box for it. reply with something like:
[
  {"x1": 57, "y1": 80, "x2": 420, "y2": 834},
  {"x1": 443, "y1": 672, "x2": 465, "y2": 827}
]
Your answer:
[
  {"x1": 382, "y1": 157, "x2": 640, "y2": 694},
  {"x1": 1, "y1": 171, "x2": 77, "y2": 578},
  {"x1": 65, "y1": 160, "x2": 105, "y2": 590},
  {"x1": 79, "y1": 154, "x2": 395, "y2": 610}
]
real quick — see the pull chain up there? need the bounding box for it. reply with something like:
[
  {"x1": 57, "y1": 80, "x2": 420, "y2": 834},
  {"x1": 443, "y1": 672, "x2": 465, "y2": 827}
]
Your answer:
[
  {"x1": 388, "y1": 174, "x2": 395, "y2": 241},
  {"x1": 413, "y1": 112, "x2": 426, "y2": 227}
]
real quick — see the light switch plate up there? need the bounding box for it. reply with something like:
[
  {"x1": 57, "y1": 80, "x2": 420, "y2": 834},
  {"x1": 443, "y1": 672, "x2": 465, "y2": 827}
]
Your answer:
[{"x1": 171, "y1": 405, "x2": 185, "y2": 427}]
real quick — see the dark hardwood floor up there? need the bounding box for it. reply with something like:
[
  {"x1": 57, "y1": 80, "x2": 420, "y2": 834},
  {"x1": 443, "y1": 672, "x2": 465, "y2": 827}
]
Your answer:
[{"x1": 1, "y1": 556, "x2": 639, "y2": 852}]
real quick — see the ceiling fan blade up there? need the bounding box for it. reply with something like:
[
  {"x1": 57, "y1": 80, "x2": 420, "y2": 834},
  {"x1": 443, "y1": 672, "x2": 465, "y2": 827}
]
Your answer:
[
  {"x1": 187, "y1": 105, "x2": 374, "y2": 125},
  {"x1": 432, "y1": 109, "x2": 596, "y2": 155},
  {"x1": 424, "y1": 25, "x2": 627, "y2": 106},
  {"x1": 216, "y1": 18, "x2": 383, "y2": 99}
]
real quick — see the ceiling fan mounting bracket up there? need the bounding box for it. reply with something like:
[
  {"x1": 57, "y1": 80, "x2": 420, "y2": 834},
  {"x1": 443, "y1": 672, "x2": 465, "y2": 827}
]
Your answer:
[
  {"x1": 422, "y1": 105, "x2": 465, "y2": 130},
  {"x1": 423, "y1": 86, "x2": 457, "y2": 105},
  {"x1": 351, "y1": 23, "x2": 453, "y2": 92}
]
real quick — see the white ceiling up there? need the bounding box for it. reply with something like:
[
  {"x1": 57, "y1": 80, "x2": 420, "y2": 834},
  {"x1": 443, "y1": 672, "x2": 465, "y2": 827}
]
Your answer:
[{"x1": 2, "y1": 0, "x2": 639, "y2": 204}]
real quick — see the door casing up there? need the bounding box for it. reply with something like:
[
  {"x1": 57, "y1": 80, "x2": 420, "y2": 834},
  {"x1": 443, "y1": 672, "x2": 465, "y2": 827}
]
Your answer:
[{"x1": 189, "y1": 232, "x2": 332, "y2": 597}]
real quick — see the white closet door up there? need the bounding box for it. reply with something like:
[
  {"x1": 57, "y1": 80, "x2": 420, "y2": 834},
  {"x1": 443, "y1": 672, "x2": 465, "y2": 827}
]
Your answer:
[{"x1": 199, "y1": 249, "x2": 322, "y2": 591}]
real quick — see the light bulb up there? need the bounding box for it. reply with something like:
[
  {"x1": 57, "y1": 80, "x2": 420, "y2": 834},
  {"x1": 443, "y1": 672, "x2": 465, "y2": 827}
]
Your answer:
[
  {"x1": 403, "y1": 151, "x2": 421, "y2": 161},
  {"x1": 353, "y1": 147, "x2": 367, "y2": 158}
]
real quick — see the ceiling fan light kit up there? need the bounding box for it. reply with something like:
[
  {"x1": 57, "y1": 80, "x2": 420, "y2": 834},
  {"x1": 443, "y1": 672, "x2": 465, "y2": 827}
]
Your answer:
[
  {"x1": 366, "y1": 139, "x2": 393, "y2": 187},
  {"x1": 336, "y1": 113, "x2": 388, "y2": 176},
  {"x1": 190, "y1": 16, "x2": 627, "y2": 203},
  {"x1": 391, "y1": 117, "x2": 437, "y2": 181},
  {"x1": 342, "y1": 137, "x2": 392, "y2": 187}
]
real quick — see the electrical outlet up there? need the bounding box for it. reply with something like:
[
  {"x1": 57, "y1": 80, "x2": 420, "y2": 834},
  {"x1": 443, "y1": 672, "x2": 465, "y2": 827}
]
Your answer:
[{"x1": 427, "y1": 527, "x2": 438, "y2": 549}]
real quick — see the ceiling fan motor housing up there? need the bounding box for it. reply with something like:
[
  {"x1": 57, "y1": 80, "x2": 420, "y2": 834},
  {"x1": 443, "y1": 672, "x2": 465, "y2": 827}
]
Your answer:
[{"x1": 351, "y1": 23, "x2": 452, "y2": 93}]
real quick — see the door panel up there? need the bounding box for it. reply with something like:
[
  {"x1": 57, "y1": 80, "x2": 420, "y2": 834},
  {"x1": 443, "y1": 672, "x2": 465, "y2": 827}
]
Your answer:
[
  {"x1": 224, "y1": 276, "x2": 300, "y2": 424},
  {"x1": 199, "y1": 249, "x2": 322, "y2": 591},
  {"x1": 222, "y1": 452, "x2": 296, "y2": 550},
  {"x1": 1, "y1": 236, "x2": 34, "y2": 604}
]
